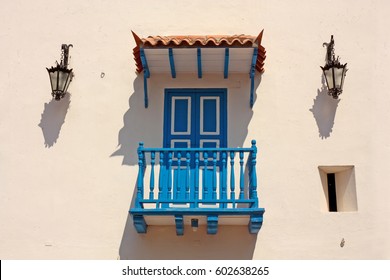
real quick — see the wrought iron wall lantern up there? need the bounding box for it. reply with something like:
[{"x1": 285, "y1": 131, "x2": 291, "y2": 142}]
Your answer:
[
  {"x1": 321, "y1": 36, "x2": 347, "y2": 99},
  {"x1": 46, "y1": 44, "x2": 73, "y2": 100}
]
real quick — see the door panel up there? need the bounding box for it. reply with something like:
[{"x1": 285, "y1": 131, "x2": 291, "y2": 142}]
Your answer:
[
  {"x1": 164, "y1": 88, "x2": 227, "y2": 149},
  {"x1": 171, "y1": 96, "x2": 191, "y2": 135},
  {"x1": 200, "y1": 96, "x2": 220, "y2": 135}
]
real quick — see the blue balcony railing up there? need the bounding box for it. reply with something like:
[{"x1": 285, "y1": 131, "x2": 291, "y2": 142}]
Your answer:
[{"x1": 130, "y1": 140, "x2": 265, "y2": 235}]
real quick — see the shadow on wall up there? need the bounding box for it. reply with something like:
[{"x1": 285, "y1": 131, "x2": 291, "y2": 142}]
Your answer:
[
  {"x1": 309, "y1": 76, "x2": 340, "y2": 139},
  {"x1": 252, "y1": 75, "x2": 262, "y2": 108},
  {"x1": 119, "y1": 214, "x2": 258, "y2": 260},
  {"x1": 111, "y1": 74, "x2": 261, "y2": 165},
  {"x1": 111, "y1": 76, "x2": 163, "y2": 165},
  {"x1": 228, "y1": 74, "x2": 261, "y2": 147},
  {"x1": 38, "y1": 94, "x2": 71, "y2": 147}
]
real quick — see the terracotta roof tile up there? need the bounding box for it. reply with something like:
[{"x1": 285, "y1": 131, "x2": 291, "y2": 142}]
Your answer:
[
  {"x1": 141, "y1": 34, "x2": 258, "y2": 48},
  {"x1": 132, "y1": 31, "x2": 266, "y2": 74}
]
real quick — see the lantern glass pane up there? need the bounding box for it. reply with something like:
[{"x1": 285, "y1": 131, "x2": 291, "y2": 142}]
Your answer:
[
  {"x1": 49, "y1": 71, "x2": 58, "y2": 91},
  {"x1": 340, "y1": 66, "x2": 346, "y2": 89},
  {"x1": 58, "y1": 70, "x2": 70, "y2": 92},
  {"x1": 334, "y1": 66, "x2": 345, "y2": 89},
  {"x1": 324, "y1": 68, "x2": 334, "y2": 89},
  {"x1": 63, "y1": 70, "x2": 73, "y2": 93}
]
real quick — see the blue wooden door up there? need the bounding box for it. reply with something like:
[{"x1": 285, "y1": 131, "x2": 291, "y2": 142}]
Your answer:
[
  {"x1": 164, "y1": 88, "x2": 227, "y2": 150},
  {"x1": 163, "y1": 89, "x2": 227, "y2": 204}
]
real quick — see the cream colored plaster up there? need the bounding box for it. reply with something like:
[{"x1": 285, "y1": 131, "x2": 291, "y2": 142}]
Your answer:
[{"x1": 0, "y1": 0, "x2": 389, "y2": 259}]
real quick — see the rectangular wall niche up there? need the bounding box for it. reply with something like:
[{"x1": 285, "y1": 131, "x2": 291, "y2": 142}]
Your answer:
[{"x1": 318, "y1": 166, "x2": 358, "y2": 212}]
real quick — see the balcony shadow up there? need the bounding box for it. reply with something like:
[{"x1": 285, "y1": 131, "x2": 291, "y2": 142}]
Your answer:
[
  {"x1": 251, "y1": 74, "x2": 262, "y2": 107},
  {"x1": 111, "y1": 76, "x2": 162, "y2": 165},
  {"x1": 119, "y1": 214, "x2": 258, "y2": 260},
  {"x1": 309, "y1": 77, "x2": 340, "y2": 139},
  {"x1": 38, "y1": 94, "x2": 71, "y2": 147}
]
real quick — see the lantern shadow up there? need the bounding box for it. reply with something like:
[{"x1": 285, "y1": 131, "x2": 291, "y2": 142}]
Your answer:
[
  {"x1": 38, "y1": 93, "x2": 70, "y2": 147},
  {"x1": 310, "y1": 77, "x2": 340, "y2": 139}
]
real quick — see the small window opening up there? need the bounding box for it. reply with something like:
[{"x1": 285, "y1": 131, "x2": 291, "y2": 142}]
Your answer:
[
  {"x1": 318, "y1": 166, "x2": 358, "y2": 212},
  {"x1": 327, "y1": 173, "x2": 337, "y2": 212}
]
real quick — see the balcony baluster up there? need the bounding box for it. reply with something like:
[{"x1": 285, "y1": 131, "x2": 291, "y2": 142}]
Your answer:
[
  {"x1": 212, "y1": 152, "x2": 217, "y2": 200},
  {"x1": 239, "y1": 151, "x2": 245, "y2": 199},
  {"x1": 194, "y1": 152, "x2": 200, "y2": 207},
  {"x1": 230, "y1": 152, "x2": 235, "y2": 203},
  {"x1": 149, "y1": 151, "x2": 155, "y2": 200},
  {"x1": 158, "y1": 152, "x2": 164, "y2": 205},
  {"x1": 186, "y1": 152, "x2": 191, "y2": 200}
]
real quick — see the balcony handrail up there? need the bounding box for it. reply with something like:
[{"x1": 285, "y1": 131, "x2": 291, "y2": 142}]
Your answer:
[{"x1": 140, "y1": 147, "x2": 254, "y2": 153}]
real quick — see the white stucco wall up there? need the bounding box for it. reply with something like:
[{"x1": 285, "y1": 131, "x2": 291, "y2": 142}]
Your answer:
[{"x1": 0, "y1": 0, "x2": 389, "y2": 259}]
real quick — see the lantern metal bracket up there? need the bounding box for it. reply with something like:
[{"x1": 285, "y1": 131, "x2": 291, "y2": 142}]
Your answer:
[
  {"x1": 60, "y1": 44, "x2": 73, "y2": 69},
  {"x1": 323, "y1": 35, "x2": 339, "y2": 67}
]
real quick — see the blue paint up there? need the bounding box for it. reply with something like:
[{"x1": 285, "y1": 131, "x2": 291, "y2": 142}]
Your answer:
[
  {"x1": 197, "y1": 48, "x2": 202, "y2": 78},
  {"x1": 129, "y1": 141, "x2": 265, "y2": 235},
  {"x1": 149, "y1": 151, "x2": 155, "y2": 199},
  {"x1": 202, "y1": 153, "x2": 212, "y2": 201},
  {"x1": 175, "y1": 215, "x2": 184, "y2": 235},
  {"x1": 202, "y1": 141, "x2": 217, "y2": 149},
  {"x1": 169, "y1": 48, "x2": 176, "y2": 78},
  {"x1": 143, "y1": 147, "x2": 254, "y2": 153},
  {"x1": 173, "y1": 141, "x2": 188, "y2": 149},
  {"x1": 249, "y1": 215, "x2": 263, "y2": 234},
  {"x1": 224, "y1": 48, "x2": 229, "y2": 79},
  {"x1": 220, "y1": 152, "x2": 227, "y2": 208},
  {"x1": 133, "y1": 215, "x2": 147, "y2": 233},
  {"x1": 203, "y1": 99, "x2": 217, "y2": 133},
  {"x1": 140, "y1": 48, "x2": 150, "y2": 108},
  {"x1": 250, "y1": 140, "x2": 258, "y2": 207},
  {"x1": 230, "y1": 152, "x2": 235, "y2": 201},
  {"x1": 131, "y1": 207, "x2": 265, "y2": 216},
  {"x1": 173, "y1": 99, "x2": 189, "y2": 133},
  {"x1": 172, "y1": 140, "x2": 188, "y2": 160},
  {"x1": 158, "y1": 151, "x2": 165, "y2": 204},
  {"x1": 166, "y1": 152, "x2": 173, "y2": 208},
  {"x1": 143, "y1": 74, "x2": 148, "y2": 108},
  {"x1": 250, "y1": 76, "x2": 254, "y2": 108},
  {"x1": 207, "y1": 215, "x2": 218, "y2": 234},
  {"x1": 239, "y1": 151, "x2": 245, "y2": 199},
  {"x1": 174, "y1": 151, "x2": 182, "y2": 200},
  {"x1": 250, "y1": 48, "x2": 258, "y2": 108},
  {"x1": 194, "y1": 152, "x2": 199, "y2": 207},
  {"x1": 185, "y1": 152, "x2": 191, "y2": 200},
  {"x1": 212, "y1": 152, "x2": 217, "y2": 200},
  {"x1": 136, "y1": 142, "x2": 145, "y2": 208},
  {"x1": 163, "y1": 88, "x2": 227, "y2": 149},
  {"x1": 140, "y1": 48, "x2": 150, "y2": 78}
]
